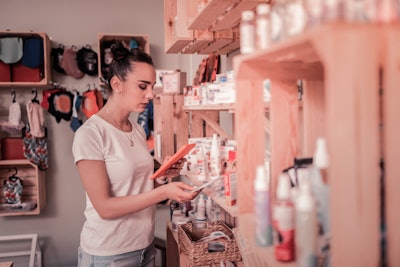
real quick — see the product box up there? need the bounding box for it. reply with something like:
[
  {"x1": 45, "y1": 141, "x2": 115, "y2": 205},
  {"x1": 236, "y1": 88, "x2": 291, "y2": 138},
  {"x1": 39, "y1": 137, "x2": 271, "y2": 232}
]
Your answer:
[
  {"x1": 162, "y1": 71, "x2": 187, "y2": 94},
  {"x1": 1, "y1": 137, "x2": 25, "y2": 160},
  {"x1": 224, "y1": 171, "x2": 237, "y2": 206}
]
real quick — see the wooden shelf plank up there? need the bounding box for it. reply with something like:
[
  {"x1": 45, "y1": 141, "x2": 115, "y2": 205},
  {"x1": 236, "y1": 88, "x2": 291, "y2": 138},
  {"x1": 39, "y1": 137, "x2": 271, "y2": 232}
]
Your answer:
[
  {"x1": 233, "y1": 214, "x2": 295, "y2": 267},
  {"x1": 381, "y1": 24, "x2": 400, "y2": 267},
  {"x1": 188, "y1": 0, "x2": 237, "y2": 30},
  {"x1": 212, "y1": 0, "x2": 264, "y2": 31}
]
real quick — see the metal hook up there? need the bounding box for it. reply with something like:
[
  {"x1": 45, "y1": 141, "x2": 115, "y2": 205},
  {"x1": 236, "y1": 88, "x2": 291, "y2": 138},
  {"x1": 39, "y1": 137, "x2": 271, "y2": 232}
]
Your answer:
[
  {"x1": 9, "y1": 167, "x2": 18, "y2": 177},
  {"x1": 32, "y1": 88, "x2": 39, "y2": 103},
  {"x1": 11, "y1": 90, "x2": 16, "y2": 103}
]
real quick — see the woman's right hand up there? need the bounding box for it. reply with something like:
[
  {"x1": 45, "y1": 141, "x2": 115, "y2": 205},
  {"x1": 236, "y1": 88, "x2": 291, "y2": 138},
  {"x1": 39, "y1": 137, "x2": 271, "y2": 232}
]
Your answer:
[{"x1": 162, "y1": 182, "x2": 199, "y2": 203}]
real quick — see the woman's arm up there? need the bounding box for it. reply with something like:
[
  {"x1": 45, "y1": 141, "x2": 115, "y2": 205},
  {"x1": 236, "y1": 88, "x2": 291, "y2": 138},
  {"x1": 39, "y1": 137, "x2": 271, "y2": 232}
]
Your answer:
[{"x1": 77, "y1": 159, "x2": 196, "y2": 219}]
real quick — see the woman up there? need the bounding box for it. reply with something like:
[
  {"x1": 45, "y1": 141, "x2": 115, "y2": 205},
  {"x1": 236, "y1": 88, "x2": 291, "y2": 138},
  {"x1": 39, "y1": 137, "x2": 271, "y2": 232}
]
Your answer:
[{"x1": 72, "y1": 43, "x2": 197, "y2": 267}]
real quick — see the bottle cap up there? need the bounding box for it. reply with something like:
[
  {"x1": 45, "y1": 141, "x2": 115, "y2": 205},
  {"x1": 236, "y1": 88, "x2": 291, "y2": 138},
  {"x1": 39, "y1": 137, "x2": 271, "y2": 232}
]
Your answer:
[
  {"x1": 314, "y1": 138, "x2": 329, "y2": 169},
  {"x1": 276, "y1": 174, "x2": 291, "y2": 200},
  {"x1": 256, "y1": 3, "x2": 270, "y2": 15},
  {"x1": 242, "y1": 10, "x2": 255, "y2": 21},
  {"x1": 254, "y1": 165, "x2": 269, "y2": 191}
]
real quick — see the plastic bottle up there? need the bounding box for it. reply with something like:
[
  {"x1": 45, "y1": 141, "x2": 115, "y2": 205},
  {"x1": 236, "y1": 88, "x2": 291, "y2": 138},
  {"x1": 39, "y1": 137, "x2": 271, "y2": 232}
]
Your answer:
[
  {"x1": 295, "y1": 171, "x2": 318, "y2": 267},
  {"x1": 254, "y1": 165, "x2": 273, "y2": 247},
  {"x1": 309, "y1": 137, "x2": 330, "y2": 267},
  {"x1": 310, "y1": 138, "x2": 330, "y2": 235},
  {"x1": 285, "y1": 0, "x2": 306, "y2": 36},
  {"x1": 270, "y1": 0, "x2": 287, "y2": 42},
  {"x1": 209, "y1": 133, "x2": 221, "y2": 180},
  {"x1": 273, "y1": 173, "x2": 295, "y2": 262},
  {"x1": 206, "y1": 197, "x2": 213, "y2": 221},
  {"x1": 240, "y1": 10, "x2": 255, "y2": 54},
  {"x1": 195, "y1": 145, "x2": 208, "y2": 181},
  {"x1": 255, "y1": 4, "x2": 271, "y2": 50},
  {"x1": 196, "y1": 194, "x2": 207, "y2": 228}
]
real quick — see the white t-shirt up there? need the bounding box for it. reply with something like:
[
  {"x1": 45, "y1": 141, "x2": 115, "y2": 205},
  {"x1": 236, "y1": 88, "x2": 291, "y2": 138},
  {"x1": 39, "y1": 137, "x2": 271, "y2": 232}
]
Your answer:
[{"x1": 72, "y1": 114, "x2": 155, "y2": 256}]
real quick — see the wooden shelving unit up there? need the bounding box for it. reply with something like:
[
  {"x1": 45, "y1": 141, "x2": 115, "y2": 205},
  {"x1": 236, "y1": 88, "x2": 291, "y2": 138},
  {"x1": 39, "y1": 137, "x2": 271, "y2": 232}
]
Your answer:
[
  {"x1": 0, "y1": 160, "x2": 46, "y2": 216},
  {"x1": 153, "y1": 94, "x2": 188, "y2": 164},
  {"x1": 234, "y1": 23, "x2": 400, "y2": 266},
  {"x1": 0, "y1": 31, "x2": 51, "y2": 87}
]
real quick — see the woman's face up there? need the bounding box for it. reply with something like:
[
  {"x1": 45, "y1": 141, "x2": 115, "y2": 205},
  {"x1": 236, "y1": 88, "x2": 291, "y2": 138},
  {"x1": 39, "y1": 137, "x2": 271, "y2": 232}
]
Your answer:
[{"x1": 120, "y1": 62, "x2": 156, "y2": 113}]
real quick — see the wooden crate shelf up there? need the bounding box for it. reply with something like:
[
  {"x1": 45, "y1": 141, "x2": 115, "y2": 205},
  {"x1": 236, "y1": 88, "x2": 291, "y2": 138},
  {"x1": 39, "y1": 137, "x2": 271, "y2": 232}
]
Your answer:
[
  {"x1": 0, "y1": 160, "x2": 46, "y2": 216},
  {"x1": 0, "y1": 31, "x2": 51, "y2": 87}
]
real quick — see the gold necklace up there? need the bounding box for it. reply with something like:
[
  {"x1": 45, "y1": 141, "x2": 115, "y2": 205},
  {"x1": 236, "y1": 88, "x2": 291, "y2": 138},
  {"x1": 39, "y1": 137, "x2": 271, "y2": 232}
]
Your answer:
[{"x1": 104, "y1": 106, "x2": 135, "y2": 147}]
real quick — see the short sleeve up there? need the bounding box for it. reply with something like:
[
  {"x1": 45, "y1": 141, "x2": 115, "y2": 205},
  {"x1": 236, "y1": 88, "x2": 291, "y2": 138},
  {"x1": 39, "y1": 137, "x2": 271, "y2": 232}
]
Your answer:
[{"x1": 72, "y1": 124, "x2": 104, "y2": 164}]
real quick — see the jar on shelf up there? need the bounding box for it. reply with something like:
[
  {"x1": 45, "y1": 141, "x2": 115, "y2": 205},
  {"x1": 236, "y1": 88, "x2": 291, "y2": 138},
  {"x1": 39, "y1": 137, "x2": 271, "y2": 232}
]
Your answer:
[{"x1": 240, "y1": 10, "x2": 256, "y2": 54}]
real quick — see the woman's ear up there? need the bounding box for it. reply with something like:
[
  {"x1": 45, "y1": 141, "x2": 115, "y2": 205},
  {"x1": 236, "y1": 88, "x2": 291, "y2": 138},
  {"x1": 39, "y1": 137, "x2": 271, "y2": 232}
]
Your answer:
[{"x1": 110, "y1": 76, "x2": 122, "y2": 94}]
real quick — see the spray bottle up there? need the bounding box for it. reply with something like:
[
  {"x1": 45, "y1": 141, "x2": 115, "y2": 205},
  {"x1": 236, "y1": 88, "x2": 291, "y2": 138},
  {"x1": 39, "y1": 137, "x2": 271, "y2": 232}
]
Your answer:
[
  {"x1": 273, "y1": 173, "x2": 295, "y2": 262},
  {"x1": 254, "y1": 165, "x2": 273, "y2": 246}
]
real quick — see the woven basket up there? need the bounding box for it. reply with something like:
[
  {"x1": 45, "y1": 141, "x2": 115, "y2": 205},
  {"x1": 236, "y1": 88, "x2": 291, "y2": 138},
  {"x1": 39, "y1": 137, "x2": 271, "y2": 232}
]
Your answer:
[{"x1": 178, "y1": 221, "x2": 242, "y2": 266}]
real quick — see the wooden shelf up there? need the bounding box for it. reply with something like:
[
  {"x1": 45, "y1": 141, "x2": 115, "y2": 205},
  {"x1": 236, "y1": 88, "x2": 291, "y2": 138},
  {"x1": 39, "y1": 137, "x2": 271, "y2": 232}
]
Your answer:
[
  {"x1": 183, "y1": 103, "x2": 235, "y2": 112},
  {"x1": 188, "y1": 0, "x2": 263, "y2": 31},
  {"x1": 0, "y1": 31, "x2": 52, "y2": 87},
  {"x1": 234, "y1": 23, "x2": 397, "y2": 266},
  {"x1": 233, "y1": 214, "x2": 295, "y2": 267},
  {"x1": 0, "y1": 160, "x2": 46, "y2": 216}
]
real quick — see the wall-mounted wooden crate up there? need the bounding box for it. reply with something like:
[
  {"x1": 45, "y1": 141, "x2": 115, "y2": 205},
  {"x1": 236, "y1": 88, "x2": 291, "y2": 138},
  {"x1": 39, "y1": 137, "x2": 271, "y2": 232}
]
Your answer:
[{"x1": 0, "y1": 160, "x2": 46, "y2": 216}]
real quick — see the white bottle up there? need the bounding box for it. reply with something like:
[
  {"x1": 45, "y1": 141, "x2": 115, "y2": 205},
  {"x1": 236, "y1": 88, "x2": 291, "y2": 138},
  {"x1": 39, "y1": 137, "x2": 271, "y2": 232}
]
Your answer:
[
  {"x1": 254, "y1": 165, "x2": 273, "y2": 246},
  {"x1": 196, "y1": 194, "x2": 207, "y2": 228},
  {"x1": 240, "y1": 10, "x2": 255, "y2": 54},
  {"x1": 206, "y1": 197, "x2": 213, "y2": 220},
  {"x1": 310, "y1": 138, "x2": 330, "y2": 235},
  {"x1": 209, "y1": 133, "x2": 221, "y2": 180},
  {"x1": 285, "y1": 0, "x2": 306, "y2": 36},
  {"x1": 295, "y1": 172, "x2": 318, "y2": 267},
  {"x1": 195, "y1": 145, "x2": 208, "y2": 181},
  {"x1": 256, "y1": 4, "x2": 271, "y2": 50}
]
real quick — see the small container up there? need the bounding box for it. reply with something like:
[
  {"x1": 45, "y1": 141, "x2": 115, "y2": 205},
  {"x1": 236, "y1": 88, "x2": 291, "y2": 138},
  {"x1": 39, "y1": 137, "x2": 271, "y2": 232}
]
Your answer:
[
  {"x1": 256, "y1": 4, "x2": 271, "y2": 50},
  {"x1": 240, "y1": 10, "x2": 255, "y2": 54},
  {"x1": 172, "y1": 210, "x2": 185, "y2": 231}
]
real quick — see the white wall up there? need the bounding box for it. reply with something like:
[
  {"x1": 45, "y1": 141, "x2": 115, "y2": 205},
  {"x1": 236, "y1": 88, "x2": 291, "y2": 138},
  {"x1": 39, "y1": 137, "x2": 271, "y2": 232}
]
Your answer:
[{"x1": 0, "y1": 1, "x2": 205, "y2": 266}]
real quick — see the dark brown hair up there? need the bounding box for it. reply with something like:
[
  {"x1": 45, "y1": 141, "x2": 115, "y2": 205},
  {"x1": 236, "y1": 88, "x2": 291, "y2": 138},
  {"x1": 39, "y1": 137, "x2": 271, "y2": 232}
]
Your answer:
[{"x1": 106, "y1": 42, "x2": 154, "y2": 91}]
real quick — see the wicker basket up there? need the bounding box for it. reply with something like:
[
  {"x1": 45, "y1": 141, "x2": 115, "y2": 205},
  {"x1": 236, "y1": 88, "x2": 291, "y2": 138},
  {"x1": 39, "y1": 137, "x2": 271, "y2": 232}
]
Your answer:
[{"x1": 178, "y1": 221, "x2": 242, "y2": 266}]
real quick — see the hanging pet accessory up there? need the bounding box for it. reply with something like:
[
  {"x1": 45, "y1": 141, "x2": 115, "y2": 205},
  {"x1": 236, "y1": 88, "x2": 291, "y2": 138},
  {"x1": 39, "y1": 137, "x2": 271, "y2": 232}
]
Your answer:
[{"x1": 2, "y1": 167, "x2": 23, "y2": 205}]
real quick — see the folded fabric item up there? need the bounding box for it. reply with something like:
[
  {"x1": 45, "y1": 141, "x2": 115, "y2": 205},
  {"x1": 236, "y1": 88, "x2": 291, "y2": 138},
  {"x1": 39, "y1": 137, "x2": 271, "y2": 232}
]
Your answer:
[
  {"x1": 0, "y1": 37, "x2": 23, "y2": 64},
  {"x1": 11, "y1": 62, "x2": 43, "y2": 82},
  {"x1": 77, "y1": 46, "x2": 98, "y2": 76},
  {"x1": 61, "y1": 48, "x2": 84, "y2": 79},
  {"x1": 48, "y1": 91, "x2": 74, "y2": 123},
  {"x1": 21, "y1": 36, "x2": 44, "y2": 68},
  {"x1": 0, "y1": 61, "x2": 11, "y2": 82},
  {"x1": 51, "y1": 46, "x2": 66, "y2": 74}
]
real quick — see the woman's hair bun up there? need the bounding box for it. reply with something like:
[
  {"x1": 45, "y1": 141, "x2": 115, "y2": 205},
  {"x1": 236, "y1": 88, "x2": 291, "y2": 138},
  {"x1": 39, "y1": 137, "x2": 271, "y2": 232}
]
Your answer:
[{"x1": 110, "y1": 43, "x2": 129, "y2": 61}]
